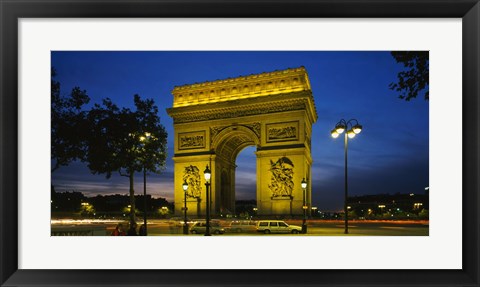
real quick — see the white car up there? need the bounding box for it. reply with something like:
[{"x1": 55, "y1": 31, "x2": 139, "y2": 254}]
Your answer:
[{"x1": 256, "y1": 220, "x2": 302, "y2": 234}]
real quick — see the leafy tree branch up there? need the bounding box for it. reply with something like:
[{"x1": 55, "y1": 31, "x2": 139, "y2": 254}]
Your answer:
[
  {"x1": 389, "y1": 51, "x2": 429, "y2": 101},
  {"x1": 51, "y1": 68, "x2": 90, "y2": 172}
]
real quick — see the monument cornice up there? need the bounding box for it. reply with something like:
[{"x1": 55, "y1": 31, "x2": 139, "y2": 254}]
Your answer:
[
  {"x1": 173, "y1": 66, "x2": 308, "y2": 91},
  {"x1": 167, "y1": 91, "x2": 317, "y2": 124},
  {"x1": 171, "y1": 66, "x2": 312, "y2": 108}
]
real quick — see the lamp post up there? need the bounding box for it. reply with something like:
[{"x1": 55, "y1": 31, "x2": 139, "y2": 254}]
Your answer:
[
  {"x1": 182, "y1": 180, "x2": 189, "y2": 235},
  {"x1": 331, "y1": 119, "x2": 362, "y2": 234},
  {"x1": 301, "y1": 178, "x2": 308, "y2": 234},
  {"x1": 378, "y1": 204, "x2": 386, "y2": 217},
  {"x1": 139, "y1": 132, "x2": 151, "y2": 236},
  {"x1": 204, "y1": 165, "x2": 211, "y2": 236}
]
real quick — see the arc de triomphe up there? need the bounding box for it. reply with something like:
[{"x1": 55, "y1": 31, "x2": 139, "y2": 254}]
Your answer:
[{"x1": 167, "y1": 67, "x2": 317, "y2": 217}]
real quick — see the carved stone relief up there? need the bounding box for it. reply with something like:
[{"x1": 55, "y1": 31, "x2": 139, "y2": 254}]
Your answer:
[
  {"x1": 266, "y1": 121, "x2": 299, "y2": 142},
  {"x1": 183, "y1": 165, "x2": 202, "y2": 198},
  {"x1": 244, "y1": 122, "x2": 261, "y2": 139},
  {"x1": 210, "y1": 125, "x2": 228, "y2": 144},
  {"x1": 268, "y1": 157, "x2": 295, "y2": 198},
  {"x1": 210, "y1": 122, "x2": 261, "y2": 146},
  {"x1": 171, "y1": 99, "x2": 306, "y2": 124},
  {"x1": 178, "y1": 131, "x2": 205, "y2": 150}
]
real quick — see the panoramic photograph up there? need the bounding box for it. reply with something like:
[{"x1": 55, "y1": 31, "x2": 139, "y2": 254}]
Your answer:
[{"x1": 51, "y1": 51, "x2": 429, "y2": 236}]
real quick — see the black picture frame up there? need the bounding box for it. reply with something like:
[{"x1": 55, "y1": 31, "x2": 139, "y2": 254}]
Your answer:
[{"x1": 1, "y1": 1, "x2": 479, "y2": 286}]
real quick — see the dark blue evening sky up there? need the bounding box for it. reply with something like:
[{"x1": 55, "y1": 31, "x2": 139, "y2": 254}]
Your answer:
[{"x1": 51, "y1": 51, "x2": 429, "y2": 211}]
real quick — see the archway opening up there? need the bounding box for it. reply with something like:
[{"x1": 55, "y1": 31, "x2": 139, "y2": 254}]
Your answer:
[
  {"x1": 234, "y1": 146, "x2": 257, "y2": 218},
  {"x1": 213, "y1": 126, "x2": 259, "y2": 216}
]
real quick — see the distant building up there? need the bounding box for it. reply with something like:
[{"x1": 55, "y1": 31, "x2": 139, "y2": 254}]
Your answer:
[
  {"x1": 346, "y1": 192, "x2": 428, "y2": 219},
  {"x1": 51, "y1": 189, "x2": 173, "y2": 217}
]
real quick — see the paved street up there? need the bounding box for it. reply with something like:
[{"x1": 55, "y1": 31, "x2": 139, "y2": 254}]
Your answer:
[{"x1": 51, "y1": 219, "x2": 428, "y2": 236}]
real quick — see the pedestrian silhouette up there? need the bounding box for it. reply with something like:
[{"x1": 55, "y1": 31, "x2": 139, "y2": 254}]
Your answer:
[
  {"x1": 138, "y1": 224, "x2": 147, "y2": 236},
  {"x1": 111, "y1": 223, "x2": 126, "y2": 236},
  {"x1": 127, "y1": 222, "x2": 138, "y2": 236}
]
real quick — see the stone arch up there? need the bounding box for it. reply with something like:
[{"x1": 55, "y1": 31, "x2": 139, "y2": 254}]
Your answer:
[
  {"x1": 168, "y1": 67, "x2": 317, "y2": 217},
  {"x1": 212, "y1": 125, "x2": 260, "y2": 162},
  {"x1": 210, "y1": 125, "x2": 260, "y2": 215}
]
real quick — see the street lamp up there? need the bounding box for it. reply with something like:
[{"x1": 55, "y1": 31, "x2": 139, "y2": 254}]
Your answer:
[
  {"x1": 331, "y1": 119, "x2": 362, "y2": 234},
  {"x1": 204, "y1": 165, "x2": 211, "y2": 236},
  {"x1": 182, "y1": 180, "x2": 189, "y2": 235},
  {"x1": 139, "y1": 132, "x2": 152, "y2": 236},
  {"x1": 301, "y1": 178, "x2": 308, "y2": 234},
  {"x1": 378, "y1": 204, "x2": 386, "y2": 216}
]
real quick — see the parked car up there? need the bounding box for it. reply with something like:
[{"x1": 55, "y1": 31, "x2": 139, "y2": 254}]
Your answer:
[
  {"x1": 227, "y1": 220, "x2": 257, "y2": 233},
  {"x1": 256, "y1": 220, "x2": 302, "y2": 234},
  {"x1": 190, "y1": 221, "x2": 225, "y2": 234}
]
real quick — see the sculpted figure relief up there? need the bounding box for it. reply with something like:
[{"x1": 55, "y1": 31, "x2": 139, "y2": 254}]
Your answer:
[
  {"x1": 268, "y1": 157, "x2": 295, "y2": 197},
  {"x1": 183, "y1": 165, "x2": 202, "y2": 198},
  {"x1": 268, "y1": 126, "x2": 297, "y2": 140},
  {"x1": 179, "y1": 135, "x2": 204, "y2": 149}
]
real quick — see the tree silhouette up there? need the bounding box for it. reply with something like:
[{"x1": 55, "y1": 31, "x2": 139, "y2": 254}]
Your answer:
[
  {"x1": 389, "y1": 51, "x2": 429, "y2": 101},
  {"x1": 51, "y1": 68, "x2": 90, "y2": 172},
  {"x1": 86, "y1": 95, "x2": 167, "y2": 225}
]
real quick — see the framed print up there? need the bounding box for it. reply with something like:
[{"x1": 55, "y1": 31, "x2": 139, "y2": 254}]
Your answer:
[{"x1": 1, "y1": 0, "x2": 479, "y2": 286}]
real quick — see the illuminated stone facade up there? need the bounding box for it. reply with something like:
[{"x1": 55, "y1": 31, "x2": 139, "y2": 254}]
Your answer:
[{"x1": 167, "y1": 67, "x2": 317, "y2": 216}]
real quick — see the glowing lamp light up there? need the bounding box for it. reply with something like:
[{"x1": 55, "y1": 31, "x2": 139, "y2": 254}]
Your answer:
[
  {"x1": 182, "y1": 180, "x2": 188, "y2": 192},
  {"x1": 352, "y1": 124, "x2": 362, "y2": 134},
  {"x1": 347, "y1": 130, "x2": 356, "y2": 138},
  {"x1": 139, "y1": 136, "x2": 146, "y2": 141},
  {"x1": 204, "y1": 165, "x2": 211, "y2": 183},
  {"x1": 335, "y1": 124, "x2": 346, "y2": 134},
  {"x1": 331, "y1": 129, "x2": 340, "y2": 138},
  {"x1": 145, "y1": 132, "x2": 151, "y2": 138},
  {"x1": 301, "y1": 178, "x2": 307, "y2": 189}
]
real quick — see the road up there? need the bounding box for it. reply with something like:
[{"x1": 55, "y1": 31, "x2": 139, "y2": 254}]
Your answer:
[{"x1": 51, "y1": 219, "x2": 428, "y2": 236}]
